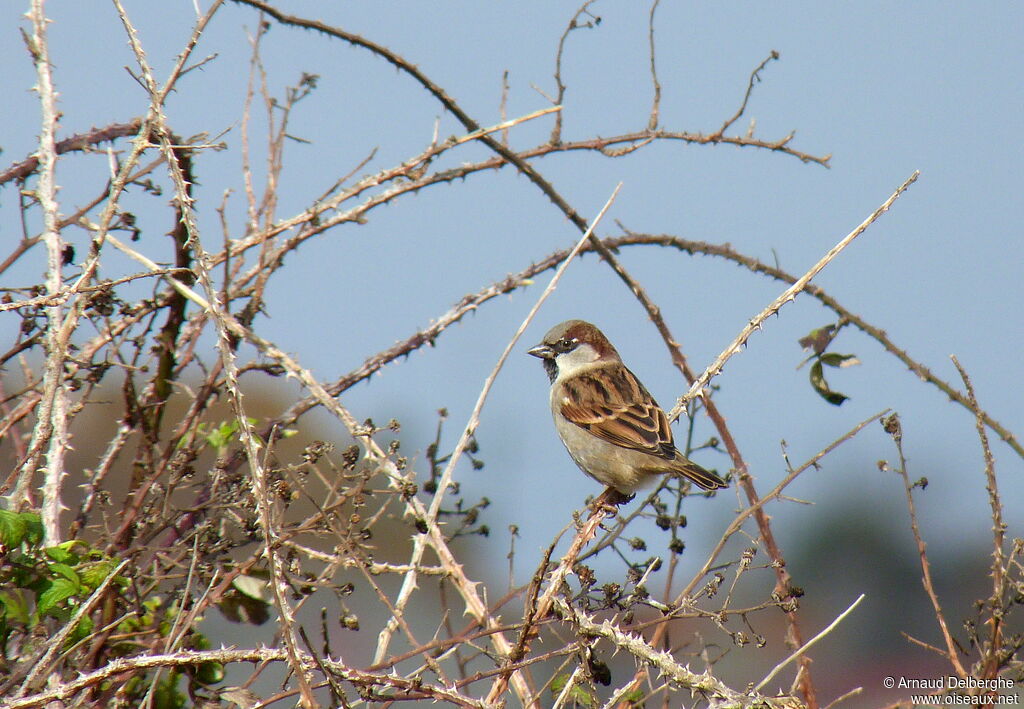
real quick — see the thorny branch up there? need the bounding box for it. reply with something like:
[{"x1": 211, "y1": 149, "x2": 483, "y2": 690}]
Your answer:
[
  {"x1": 1, "y1": 2, "x2": 1018, "y2": 708},
  {"x1": 17, "y1": 0, "x2": 67, "y2": 540}
]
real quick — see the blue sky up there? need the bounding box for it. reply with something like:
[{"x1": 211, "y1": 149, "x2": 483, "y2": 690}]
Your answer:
[{"x1": 2, "y1": 1, "x2": 1022, "y2": 699}]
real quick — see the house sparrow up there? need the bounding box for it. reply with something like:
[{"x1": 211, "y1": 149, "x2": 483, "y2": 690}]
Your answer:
[{"x1": 528, "y1": 320, "x2": 727, "y2": 495}]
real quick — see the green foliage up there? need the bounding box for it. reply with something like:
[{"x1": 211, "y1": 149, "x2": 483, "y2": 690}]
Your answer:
[
  {"x1": 153, "y1": 674, "x2": 188, "y2": 709},
  {"x1": 620, "y1": 686, "x2": 646, "y2": 706},
  {"x1": 0, "y1": 408, "x2": 411, "y2": 706},
  {"x1": 0, "y1": 512, "x2": 210, "y2": 700},
  {"x1": 195, "y1": 417, "x2": 256, "y2": 455},
  {"x1": 0, "y1": 509, "x2": 44, "y2": 548},
  {"x1": 0, "y1": 512, "x2": 222, "y2": 705},
  {"x1": 798, "y1": 324, "x2": 860, "y2": 406},
  {"x1": 0, "y1": 515, "x2": 128, "y2": 641},
  {"x1": 123, "y1": 672, "x2": 187, "y2": 709},
  {"x1": 550, "y1": 672, "x2": 598, "y2": 707},
  {"x1": 190, "y1": 417, "x2": 295, "y2": 456}
]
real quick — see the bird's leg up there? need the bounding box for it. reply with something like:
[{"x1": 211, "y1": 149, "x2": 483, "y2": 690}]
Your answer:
[{"x1": 594, "y1": 487, "x2": 633, "y2": 514}]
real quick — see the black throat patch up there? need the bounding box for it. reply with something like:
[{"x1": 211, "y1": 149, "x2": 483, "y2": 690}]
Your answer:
[{"x1": 542, "y1": 357, "x2": 558, "y2": 383}]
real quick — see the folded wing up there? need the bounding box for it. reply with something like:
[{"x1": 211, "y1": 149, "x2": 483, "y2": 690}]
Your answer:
[{"x1": 559, "y1": 367, "x2": 677, "y2": 460}]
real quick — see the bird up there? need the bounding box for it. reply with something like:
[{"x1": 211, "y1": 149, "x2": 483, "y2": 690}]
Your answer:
[{"x1": 527, "y1": 319, "x2": 727, "y2": 496}]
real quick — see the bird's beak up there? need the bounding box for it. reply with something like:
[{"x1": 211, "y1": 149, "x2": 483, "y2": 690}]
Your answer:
[{"x1": 527, "y1": 343, "x2": 554, "y2": 359}]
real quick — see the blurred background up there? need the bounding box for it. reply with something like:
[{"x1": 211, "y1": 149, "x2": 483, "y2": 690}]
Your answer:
[{"x1": 1, "y1": 1, "x2": 1022, "y2": 705}]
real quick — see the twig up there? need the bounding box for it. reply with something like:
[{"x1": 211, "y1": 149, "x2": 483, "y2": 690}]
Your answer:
[
  {"x1": 884, "y1": 413, "x2": 968, "y2": 677},
  {"x1": 549, "y1": 1, "x2": 600, "y2": 143},
  {"x1": 951, "y1": 355, "x2": 1005, "y2": 677},
  {"x1": 0, "y1": 119, "x2": 144, "y2": 186},
  {"x1": 100, "y1": 233, "x2": 210, "y2": 308},
  {"x1": 822, "y1": 687, "x2": 863, "y2": 709},
  {"x1": 101, "y1": 212, "x2": 530, "y2": 703},
  {"x1": 112, "y1": 5, "x2": 322, "y2": 709},
  {"x1": 2, "y1": 647, "x2": 491, "y2": 709},
  {"x1": 240, "y1": 18, "x2": 263, "y2": 234},
  {"x1": 551, "y1": 665, "x2": 585, "y2": 709},
  {"x1": 653, "y1": 248, "x2": 895, "y2": 706},
  {"x1": 951, "y1": 356, "x2": 1004, "y2": 587},
  {"x1": 901, "y1": 631, "x2": 948, "y2": 657},
  {"x1": 755, "y1": 594, "x2": 865, "y2": 691},
  {"x1": 12, "y1": 0, "x2": 225, "y2": 519},
  {"x1": 499, "y1": 70, "x2": 510, "y2": 145},
  {"x1": 646, "y1": 0, "x2": 662, "y2": 130},
  {"x1": 593, "y1": 413, "x2": 870, "y2": 706},
  {"x1": 713, "y1": 50, "x2": 780, "y2": 138},
  {"x1": 215, "y1": 118, "x2": 829, "y2": 290},
  {"x1": 450, "y1": 105, "x2": 562, "y2": 147},
  {"x1": 0, "y1": 269, "x2": 191, "y2": 313},
  {"x1": 225, "y1": 4, "x2": 822, "y2": 458}
]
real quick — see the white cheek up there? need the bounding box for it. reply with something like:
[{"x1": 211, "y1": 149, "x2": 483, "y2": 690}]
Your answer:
[{"x1": 554, "y1": 344, "x2": 600, "y2": 378}]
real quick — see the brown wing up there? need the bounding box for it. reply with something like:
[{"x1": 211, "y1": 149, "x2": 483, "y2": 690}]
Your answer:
[{"x1": 559, "y1": 367, "x2": 676, "y2": 460}]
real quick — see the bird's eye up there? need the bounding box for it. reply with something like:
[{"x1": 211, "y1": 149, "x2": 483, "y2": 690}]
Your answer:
[{"x1": 558, "y1": 338, "x2": 575, "y2": 350}]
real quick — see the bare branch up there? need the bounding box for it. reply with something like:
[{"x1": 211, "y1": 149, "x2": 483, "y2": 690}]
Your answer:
[
  {"x1": 882, "y1": 413, "x2": 968, "y2": 678},
  {"x1": 0, "y1": 119, "x2": 143, "y2": 186},
  {"x1": 712, "y1": 50, "x2": 781, "y2": 139},
  {"x1": 756, "y1": 594, "x2": 865, "y2": 692},
  {"x1": 646, "y1": 0, "x2": 662, "y2": 130},
  {"x1": 951, "y1": 355, "x2": 1007, "y2": 678}
]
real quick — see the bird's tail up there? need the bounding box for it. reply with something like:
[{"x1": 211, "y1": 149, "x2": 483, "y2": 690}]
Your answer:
[{"x1": 672, "y1": 457, "x2": 728, "y2": 490}]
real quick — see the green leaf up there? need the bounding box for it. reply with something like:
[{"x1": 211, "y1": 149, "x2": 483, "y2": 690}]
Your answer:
[
  {"x1": 809, "y1": 360, "x2": 849, "y2": 406},
  {"x1": 79, "y1": 559, "x2": 119, "y2": 591},
  {"x1": 205, "y1": 420, "x2": 240, "y2": 452},
  {"x1": 0, "y1": 509, "x2": 27, "y2": 547},
  {"x1": 798, "y1": 324, "x2": 837, "y2": 354},
  {"x1": 0, "y1": 590, "x2": 31, "y2": 626},
  {"x1": 204, "y1": 417, "x2": 260, "y2": 453},
  {"x1": 68, "y1": 614, "x2": 94, "y2": 646},
  {"x1": 47, "y1": 562, "x2": 82, "y2": 588},
  {"x1": 21, "y1": 513, "x2": 44, "y2": 545},
  {"x1": 218, "y1": 591, "x2": 271, "y2": 626},
  {"x1": 550, "y1": 673, "x2": 596, "y2": 707},
  {"x1": 232, "y1": 573, "x2": 272, "y2": 602},
  {"x1": 820, "y1": 352, "x2": 859, "y2": 368},
  {"x1": 621, "y1": 686, "x2": 646, "y2": 706},
  {"x1": 45, "y1": 547, "x2": 74, "y2": 564},
  {"x1": 37, "y1": 577, "x2": 79, "y2": 617},
  {"x1": 45, "y1": 540, "x2": 85, "y2": 564},
  {"x1": 153, "y1": 672, "x2": 186, "y2": 709},
  {"x1": 194, "y1": 660, "x2": 225, "y2": 685}
]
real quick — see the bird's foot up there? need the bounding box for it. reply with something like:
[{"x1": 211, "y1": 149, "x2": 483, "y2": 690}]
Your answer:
[{"x1": 594, "y1": 488, "x2": 634, "y2": 514}]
